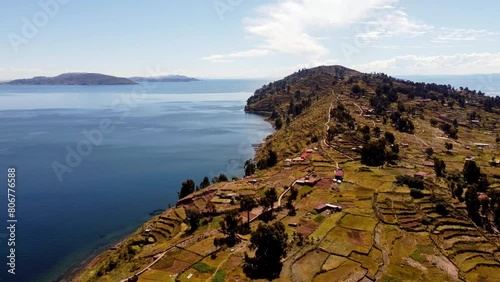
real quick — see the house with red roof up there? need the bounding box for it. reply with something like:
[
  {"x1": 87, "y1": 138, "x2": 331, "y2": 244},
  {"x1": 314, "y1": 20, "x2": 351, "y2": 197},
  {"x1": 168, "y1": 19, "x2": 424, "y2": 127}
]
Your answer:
[
  {"x1": 423, "y1": 161, "x2": 434, "y2": 167},
  {"x1": 335, "y1": 169, "x2": 344, "y2": 181},
  {"x1": 414, "y1": 172, "x2": 430, "y2": 178}
]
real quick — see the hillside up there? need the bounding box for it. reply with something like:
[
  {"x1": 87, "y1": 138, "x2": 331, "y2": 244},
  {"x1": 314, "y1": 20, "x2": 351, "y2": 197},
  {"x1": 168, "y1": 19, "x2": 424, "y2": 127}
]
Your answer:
[
  {"x1": 5, "y1": 73, "x2": 137, "y2": 85},
  {"x1": 74, "y1": 66, "x2": 500, "y2": 282}
]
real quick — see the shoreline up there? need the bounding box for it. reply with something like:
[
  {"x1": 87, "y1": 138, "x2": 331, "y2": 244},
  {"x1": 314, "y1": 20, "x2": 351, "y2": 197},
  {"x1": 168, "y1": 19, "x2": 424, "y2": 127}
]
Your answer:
[{"x1": 68, "y1": 111, "x2": 274, "y2": 281}]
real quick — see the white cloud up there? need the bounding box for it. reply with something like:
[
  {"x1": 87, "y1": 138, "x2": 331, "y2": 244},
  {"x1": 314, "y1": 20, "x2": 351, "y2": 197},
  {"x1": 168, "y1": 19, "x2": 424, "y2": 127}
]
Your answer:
[
  {"x1": 201, "y1": 49, "x2": 271, "y2": 63},
  {"x1": 433, "y1": 28, "x2": 498, "y2": 43},
  {"x1": 356, "y1": 9, "x2": 433, "y2": 41},
  {"x1": 354, "y1": 52, "x2": 500, "y2": 75},
  {"x1": 244, "y1": 0, "x2": 398, "y2": 59}
]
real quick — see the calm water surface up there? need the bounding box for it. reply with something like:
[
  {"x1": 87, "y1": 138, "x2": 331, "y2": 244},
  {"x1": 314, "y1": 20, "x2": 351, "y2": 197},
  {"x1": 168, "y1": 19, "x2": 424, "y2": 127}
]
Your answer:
[{"x1": 0, "y1": 80, "x2": 274, "y2": 282}]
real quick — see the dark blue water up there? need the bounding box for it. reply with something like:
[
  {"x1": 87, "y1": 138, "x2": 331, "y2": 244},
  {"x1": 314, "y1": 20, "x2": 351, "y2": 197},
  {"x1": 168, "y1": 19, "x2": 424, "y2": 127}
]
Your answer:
[{"x1": 0, "y1": 80, "x2": 274, "y2": 282}]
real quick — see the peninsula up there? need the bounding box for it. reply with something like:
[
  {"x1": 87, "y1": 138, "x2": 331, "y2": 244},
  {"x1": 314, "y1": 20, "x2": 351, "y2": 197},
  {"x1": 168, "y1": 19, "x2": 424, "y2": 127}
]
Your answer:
[
  {"x1": 4, "y1": 73, "x2": 137, "y2": 85},
  {"x1": 75, "y1": 65, "x2": 500, "y2": 282}
]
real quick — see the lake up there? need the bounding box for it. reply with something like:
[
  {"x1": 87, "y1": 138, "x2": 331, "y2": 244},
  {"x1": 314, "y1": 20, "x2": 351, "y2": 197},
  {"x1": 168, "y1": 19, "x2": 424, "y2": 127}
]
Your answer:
[{"x1": 0, "y1": 79, "x2": 274, "y2": 282}]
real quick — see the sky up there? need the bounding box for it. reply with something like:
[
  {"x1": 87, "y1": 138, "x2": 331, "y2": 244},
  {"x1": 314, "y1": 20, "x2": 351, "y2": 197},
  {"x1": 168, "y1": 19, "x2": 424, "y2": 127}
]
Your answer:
[{"x1": 1, "y1": 0, "x2": 500, "y2": 80}]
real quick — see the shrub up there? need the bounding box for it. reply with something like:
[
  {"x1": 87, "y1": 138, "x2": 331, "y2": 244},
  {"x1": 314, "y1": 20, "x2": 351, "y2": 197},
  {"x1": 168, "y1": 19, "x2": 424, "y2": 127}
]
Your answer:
[
  {"x1": 396, "y1": 175, "x2": 424, "y2": 189},
  {"x1": 435, "y1": 202, "x2": 448, "y2": 215},
  {"x1": 410, "y1": 188, "x2": 424, "y2": 199},
  {"x1": 193, "y1": 262, "x2": 216, "y2": 273}
]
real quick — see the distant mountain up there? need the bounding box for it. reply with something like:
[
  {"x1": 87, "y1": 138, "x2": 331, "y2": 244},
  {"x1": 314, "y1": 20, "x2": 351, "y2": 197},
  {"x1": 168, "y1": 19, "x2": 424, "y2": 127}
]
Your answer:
[
  {"x1": 129, "y1": 75, "x2": 200, "y2": 82},
  {"x1": 5, "y1": 73, "x2": 137, "y2": 85}
]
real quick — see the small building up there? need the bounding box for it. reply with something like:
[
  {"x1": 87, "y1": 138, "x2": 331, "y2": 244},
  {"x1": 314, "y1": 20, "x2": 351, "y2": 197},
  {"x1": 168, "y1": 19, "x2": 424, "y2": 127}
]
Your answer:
[
  {"x1": 301, "y1": 153, "x2": 311, "y2": 159},
  {"x1": 414, "y1": 172, "x2": 430, "y2": 178},
  {"x1": 314, "y1": 203, "x2": 343, "y2": 213},
  {"x1": 292, "y1": 157, "x2": 304, "y2": 162},
  {"x1": 325, "y1": 204, "x2": 343, "y2": 212},
  {"x1": 248, "y1": 179, "x2": 258, "y2": 184},
  {"x1": 464, "y1": 145, "x2": 471, "y2": 150},
  {"x1": 470, "y1": 119, "x2": 480, "y2": 124},
  {"x1": 489, "y1": 160, "x2": 500, "y2": 167},
  {"x1": 296, "y1": 176, "x2": 318, "y2": 186},
  {"x1": 306, "y1": 149, "x2": 314, "y2": 154},
  {"x1": 220, "y1": 193, "x2": 239, "y2": 200},
  {"x1": 423, "y1": 161, "x2": 435, "y2": 167},
  {"x1": 401, "y1": 143, "x2": 409, "y2": 148},
  {"x1": 335, "y1": 169, "x2": 345, "y2": 181},
  {"x1": 465, "y1": 156, "x2": 475, "y2": 162},
  {"x1": 477, "y1": 193, "x2": 490, "y2": 202},
  {"x1": 474, "y1": 143, "x2": 490, "y2": 148},
  {"x1": 288, "y1": 222, "x2": 298, "y2": 227},
  {"x1": 314, "y1": 204, "x2": 328, "y2": 213}
]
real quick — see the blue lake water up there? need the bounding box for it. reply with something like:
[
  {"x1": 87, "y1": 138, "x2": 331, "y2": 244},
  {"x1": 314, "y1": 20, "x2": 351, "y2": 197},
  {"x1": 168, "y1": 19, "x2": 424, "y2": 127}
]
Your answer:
[
  {"x1": 0, "y1": 80, "x2": 274, "y2": 282},
  {"x1": 396, "y1": 74, "x2": 500, "y2": 96}
]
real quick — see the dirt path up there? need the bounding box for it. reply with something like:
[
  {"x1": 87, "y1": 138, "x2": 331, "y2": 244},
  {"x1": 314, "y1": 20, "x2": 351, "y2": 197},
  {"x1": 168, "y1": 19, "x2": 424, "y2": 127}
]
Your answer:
[
  {"x1": 319, "y1": 91, "x2": 341, "y2": 169},
  {"x1": 205, "y1": 243, "x2": 247, "y2": 282}
]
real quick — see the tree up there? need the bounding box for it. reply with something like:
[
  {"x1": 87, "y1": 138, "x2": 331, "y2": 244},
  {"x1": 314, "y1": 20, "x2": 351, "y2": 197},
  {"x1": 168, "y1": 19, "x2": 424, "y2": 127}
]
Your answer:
[
  {"x1": 351, "y1": 84, "x2": 362, "y2": 95},
  {"x1": 410, "y1": 188, "x2": 424, "y2": 199},
  {"x1": 220, "y1": 210, "x2": 241, "y2": 246},
  {"x1": 289, "y1": 187, "x2": 298, "y2": 202},
  {"x1": 463, "y1": 160, "x2": 481, "y2": 184},
  {"x1": 179, "y1": 179, "x2": 195, "y2": 199},
  {"x1": 245, "y1": 222, "x2": 288, "y2": 279},
  {"x1": 199, "y1": 176, "x2": 211, "y2": 190},
  {"x1": 425, "y1": 147, "x2": 434, "y2": 157},
  {"x1": 244, "y1": 160, "x2": 256, "y2": 176},
  {"x1": 373, "y1": 126, "x2": 381, "y2": 138},
  {"x1": 285, "y1": 199, "x2": 296, "y2": 216},
  {"x1": 434, "y1": 157, "x2": 446, "y2": 177},
  {"x1": 494, "y1": 197, "x2": 500, "y2": 227},
  {"x1": 260, "y1": 188, "x2": 278, "y2": 210},
  {"x1": 445, "y1": 142, "x2": 453, "y2": 151},
  {"x1": 385, "y1": 131, "x2": 395, "y2": 144},
  {"x1": 274, "y1": 117, "x2": 283, "y2": 130},
  {"x1": 267, "y1": 150, "x2": 278, "y2": 168},
  {"x1": 185, "y1": 209, "x2": 202, "y2": 233},
  {"x1": 465, "y1": 185, "x2": 480, "y2": 222},
  {"x1": 218, "y1": 173, "x2": 229, "y2": 182},
  {"x1": 477, "y1": 173, "x2": 490, "y2": 192},
  {"x1": 454, "y1": 185, "x2": 464, "y2": 202},
  {"x1": 240, "y1": 196, "x2": 258, "y2": 226},
  {"x1": 361, "y1": 139, "x2": 386, "y2": 166}
]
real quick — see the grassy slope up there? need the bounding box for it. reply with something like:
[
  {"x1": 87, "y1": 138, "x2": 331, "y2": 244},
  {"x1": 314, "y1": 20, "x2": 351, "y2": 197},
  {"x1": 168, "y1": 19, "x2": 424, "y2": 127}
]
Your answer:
[{"x1": 75, "y1": 66, "x2": 500, "y2": 282}]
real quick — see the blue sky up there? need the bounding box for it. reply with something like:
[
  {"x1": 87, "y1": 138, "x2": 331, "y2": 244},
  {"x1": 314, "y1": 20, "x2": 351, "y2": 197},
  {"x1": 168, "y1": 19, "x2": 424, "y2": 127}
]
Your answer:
[{"x1": 1, "y1": 0, "x2": 500, "y2": 80}]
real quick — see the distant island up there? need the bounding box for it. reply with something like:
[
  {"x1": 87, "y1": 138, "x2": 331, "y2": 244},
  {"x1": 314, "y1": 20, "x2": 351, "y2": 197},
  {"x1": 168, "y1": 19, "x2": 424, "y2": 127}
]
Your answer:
[
  {"x1": 4, "y1": 73, "x2": 138, "y2": 85},
  {"x1": 129, "y1": 75, "x2": 200, "y2": 82}
]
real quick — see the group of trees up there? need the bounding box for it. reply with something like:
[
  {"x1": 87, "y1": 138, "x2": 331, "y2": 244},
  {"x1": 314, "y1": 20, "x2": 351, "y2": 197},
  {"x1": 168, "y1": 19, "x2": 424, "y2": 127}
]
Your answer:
[
  {"x1": 256, "y1": 150, "x2": 278, "y2": 170},
  {"x1": 390, "y1": 112, "x2": 415, "y2": 133},
  {"x1": 434, "y1": 157, "x2": 446, "y2": 177},
  {"x1": 439, "y1": 123, "x2": 459, "y2": 139},
  {"x1": 178, "y1": 173, "x2": 230, "y2": 199},
  {"x1": 360, "y1": 131, "x2": 399, "y2": 166},
  {"x1": 244, "y1": 222, "x2": 288, "y2": 279},
  {"x1": 443, "y1": 160, "x2": 492, "y2": 223}
]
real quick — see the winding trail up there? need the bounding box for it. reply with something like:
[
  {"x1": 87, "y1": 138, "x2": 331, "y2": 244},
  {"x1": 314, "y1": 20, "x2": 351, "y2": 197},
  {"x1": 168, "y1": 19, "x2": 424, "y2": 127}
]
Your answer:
[{"x1": 321, "y1": 90, "x2": 354, "y2": 164}]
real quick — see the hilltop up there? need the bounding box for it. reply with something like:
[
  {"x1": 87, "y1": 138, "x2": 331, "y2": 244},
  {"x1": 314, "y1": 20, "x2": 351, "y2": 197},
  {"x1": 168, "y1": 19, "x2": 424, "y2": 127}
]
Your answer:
[
  {"x1": 75, "y1": 66, "x2": 500, "y2": 282},
  {"x1": 4, "y1": 73, "x2": 137, "y2": 85}
]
